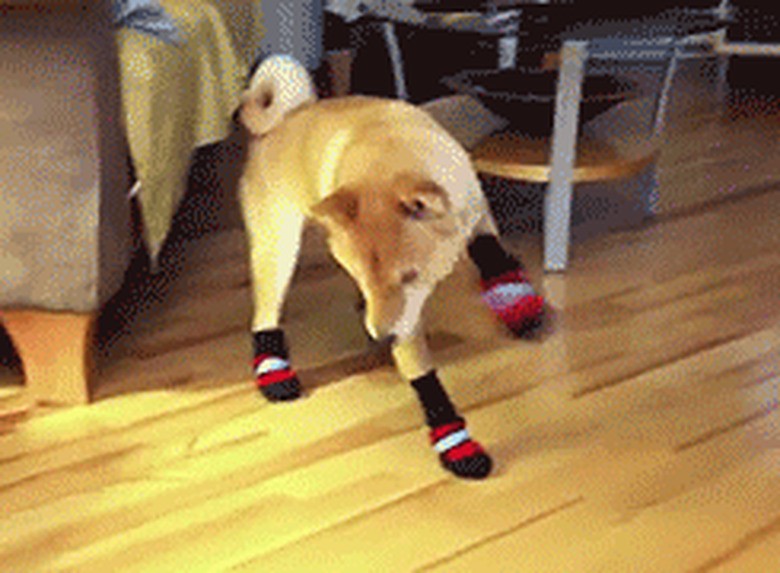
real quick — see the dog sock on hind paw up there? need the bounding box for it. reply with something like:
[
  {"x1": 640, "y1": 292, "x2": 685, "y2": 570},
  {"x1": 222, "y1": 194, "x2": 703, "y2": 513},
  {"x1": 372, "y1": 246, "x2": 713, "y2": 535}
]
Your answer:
[
  {"x1": 253, "y1": 329, "x2": 302, "y2": 402},
  {"x1": 411, "y1": 371, "x2": 492, "y2": 479},
  {"x1": 467, "y1": 235, "x2": 545, "y2": 336},
  {"x1": 481, "y1": 269, "x2": 545, "y2": 335}
]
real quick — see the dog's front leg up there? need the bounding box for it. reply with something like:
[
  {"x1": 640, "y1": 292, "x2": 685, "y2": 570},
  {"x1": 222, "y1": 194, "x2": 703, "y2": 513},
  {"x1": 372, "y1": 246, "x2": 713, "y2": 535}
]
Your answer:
[
  {"x1": 240, "y1": 184, "x2": 306, "y2": 402},
  {"x1": 392, "y1": 327, "x2": 492, "y2": 479},
  {"x1": 391, "y1": 324, "x2": 434, "y2": 382}
]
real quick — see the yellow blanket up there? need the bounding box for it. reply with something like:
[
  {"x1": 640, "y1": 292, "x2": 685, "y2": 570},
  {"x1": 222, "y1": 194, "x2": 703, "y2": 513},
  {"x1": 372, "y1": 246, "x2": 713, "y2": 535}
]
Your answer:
[{"x1": 116, "y1": 0, "x2": 249, "y2": 257}]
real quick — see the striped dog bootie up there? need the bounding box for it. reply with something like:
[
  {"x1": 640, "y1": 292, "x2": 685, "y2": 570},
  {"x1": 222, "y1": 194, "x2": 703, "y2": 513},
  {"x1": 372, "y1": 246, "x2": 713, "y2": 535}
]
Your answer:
[
  {"x1": 253, "y1": 329, "x2": 302, "y2": 402},
  {"x1": 481, "y1": 269, "x2": 545, "y2": 337},
  {"x1": 468, "y1": 235, "x2": 545, "y2": 336},
  {"x1": 412, "y1": 371, "x2": 492, "y2": 479},
  {"x1": 430, "y1": 418, "x2": 492, "y2": 479}
]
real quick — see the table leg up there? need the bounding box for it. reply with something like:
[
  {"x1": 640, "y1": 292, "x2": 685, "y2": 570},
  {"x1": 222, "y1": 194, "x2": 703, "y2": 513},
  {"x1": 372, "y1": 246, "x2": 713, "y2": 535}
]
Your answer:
[
  {"x1": 545, "y1": 40, "x2": 588, "y2": 272},
  {"x1": 381, "y1": 21, "x2": 408, "y2": 100}
]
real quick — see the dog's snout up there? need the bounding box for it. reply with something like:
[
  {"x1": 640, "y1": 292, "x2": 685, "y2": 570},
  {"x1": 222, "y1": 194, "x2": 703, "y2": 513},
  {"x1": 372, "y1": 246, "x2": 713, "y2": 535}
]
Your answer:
[
  {"x1": 379, "y1": 334, "x2": 397, "y2": 347},
  {"x1": 366, "y1": 324, "x2": 397, "y2": 346}
]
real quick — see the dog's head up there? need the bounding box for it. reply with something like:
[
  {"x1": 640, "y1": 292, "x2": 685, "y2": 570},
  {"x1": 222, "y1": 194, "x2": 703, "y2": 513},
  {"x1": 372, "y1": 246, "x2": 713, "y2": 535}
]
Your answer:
[{"x1": 311, "y1": 173, "x2": 463, "y2": 343}]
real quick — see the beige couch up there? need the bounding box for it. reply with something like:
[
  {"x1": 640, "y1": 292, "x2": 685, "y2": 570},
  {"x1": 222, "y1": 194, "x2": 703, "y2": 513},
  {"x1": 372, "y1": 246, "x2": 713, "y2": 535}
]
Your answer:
[{"x1": 0, "y1": 0, "x2": 322, "y2": 409}]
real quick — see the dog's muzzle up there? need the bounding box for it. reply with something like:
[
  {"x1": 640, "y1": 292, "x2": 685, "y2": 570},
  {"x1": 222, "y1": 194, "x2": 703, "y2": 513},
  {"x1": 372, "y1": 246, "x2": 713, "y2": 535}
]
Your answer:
[
  {"x1": 366, "y1": 322, "x2": 396, "y2": 345},
  {"x1": 376, "y1": 334, "x2": 398, "y2": 347}
]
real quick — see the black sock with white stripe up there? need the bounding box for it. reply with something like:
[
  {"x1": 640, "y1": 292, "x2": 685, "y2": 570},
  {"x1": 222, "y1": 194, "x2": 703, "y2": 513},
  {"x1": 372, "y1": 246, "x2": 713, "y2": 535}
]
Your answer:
[
  {"x1": 253, "y1": 329, "x2": 302, "y2": 402},
  {"x1": 411, "y1": 371, "x2": 492, "y2": 479}
]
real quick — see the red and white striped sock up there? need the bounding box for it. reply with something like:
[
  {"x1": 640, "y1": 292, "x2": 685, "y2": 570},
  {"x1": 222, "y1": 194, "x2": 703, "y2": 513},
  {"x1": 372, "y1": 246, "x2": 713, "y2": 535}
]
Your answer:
[
  {"x1": 468, "y1": 235, "x2": 545, "y2": 336},
  {"x1": 480, "y1": 269, "x2": 545, "y2": 336},
  {"x1": 412, "y1": 371, "x2": 492, "y2": 479},
  {"x1": 253, "y1": 329, "x2": 302, "y2": 402},
  {"x1": 430, "y1": 418, "x2": 491, "y2": 479}
]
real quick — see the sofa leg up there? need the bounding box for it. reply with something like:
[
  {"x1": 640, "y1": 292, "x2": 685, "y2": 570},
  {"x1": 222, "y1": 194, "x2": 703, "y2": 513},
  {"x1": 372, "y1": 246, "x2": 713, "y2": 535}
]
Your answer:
[{"x1": 0, "y1": 310, "x2": 94, "y2": 406}]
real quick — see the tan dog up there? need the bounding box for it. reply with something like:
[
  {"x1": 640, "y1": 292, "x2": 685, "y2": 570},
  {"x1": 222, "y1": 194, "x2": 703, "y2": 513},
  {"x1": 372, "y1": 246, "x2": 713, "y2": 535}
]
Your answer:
[{"x1": 238, "y1": 55, "x2": 544, "y2": 479}]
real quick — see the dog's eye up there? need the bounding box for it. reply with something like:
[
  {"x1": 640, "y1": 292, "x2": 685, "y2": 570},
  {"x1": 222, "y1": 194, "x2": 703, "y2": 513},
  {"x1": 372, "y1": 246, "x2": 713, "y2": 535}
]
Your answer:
[
  {"x1": 400, "y1": 199, "x2": 426, "y2": 220},
  {"x1": 400, "y1": 270, "x2": 419, "y2": 285}
]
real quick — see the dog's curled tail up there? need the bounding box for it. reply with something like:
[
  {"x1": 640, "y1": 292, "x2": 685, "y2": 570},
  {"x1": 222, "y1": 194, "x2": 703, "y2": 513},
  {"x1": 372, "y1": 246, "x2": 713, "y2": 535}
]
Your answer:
[{"x1": 240, "y1": 54, "x2": 317, "y2": 136}]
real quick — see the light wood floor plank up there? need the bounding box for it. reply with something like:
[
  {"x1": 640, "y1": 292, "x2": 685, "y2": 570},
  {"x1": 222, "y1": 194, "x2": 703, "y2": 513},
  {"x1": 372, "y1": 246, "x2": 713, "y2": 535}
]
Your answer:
[
  {"x1": 2, "y1": 327, "x2": 775, "y2": 570},
  {"x1": 419, "y1": 450, "x2": 780, "y2": 573}
]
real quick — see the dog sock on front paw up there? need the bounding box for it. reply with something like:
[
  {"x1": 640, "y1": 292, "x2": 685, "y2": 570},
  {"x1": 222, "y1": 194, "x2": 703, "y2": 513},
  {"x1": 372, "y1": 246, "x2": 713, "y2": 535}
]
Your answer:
[
  {"x1": 253, "y1": 329, "x2": 302, "y2": 402},
  {"x1": 411, "y1": 371, "x2": 492, "y2": 479},
  {"x1": 467, "y1": 235, "x2": 545, "y2": 336}
]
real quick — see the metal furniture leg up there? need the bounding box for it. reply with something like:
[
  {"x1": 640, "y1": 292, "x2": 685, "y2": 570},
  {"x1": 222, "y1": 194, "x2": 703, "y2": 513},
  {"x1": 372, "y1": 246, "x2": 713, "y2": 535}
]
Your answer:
[
  {"x1": 544, "y1": 40, "x2": 588, "y2": 272},
  {"x1": 381, "y1": 21, "x2": 409, "y2": 100}
]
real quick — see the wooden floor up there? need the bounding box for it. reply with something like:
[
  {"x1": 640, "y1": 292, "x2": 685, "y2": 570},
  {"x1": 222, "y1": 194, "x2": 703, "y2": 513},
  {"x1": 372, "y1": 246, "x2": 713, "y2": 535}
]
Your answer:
[{"x1": 1, "y1": 96, "x2": 779, "y2": 570}]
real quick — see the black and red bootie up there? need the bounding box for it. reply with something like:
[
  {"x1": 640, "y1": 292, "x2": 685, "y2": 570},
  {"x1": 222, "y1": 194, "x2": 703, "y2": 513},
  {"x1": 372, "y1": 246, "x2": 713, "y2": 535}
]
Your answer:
[
  {"x1": 480, "y1": 268, "x2": 545, "y2": 336},
  {"x1": 412, "y1": 371, "x2": 492, "y2": 479},
  {"x1": 253, "y1": 329, "x2": 302, "y2": 402},
  {"x1": 468, "y1": 235, "x2": 545, "y2": 336},
  {"x1": 430, "y1": 417, "x2": 492, "y2": 479}
]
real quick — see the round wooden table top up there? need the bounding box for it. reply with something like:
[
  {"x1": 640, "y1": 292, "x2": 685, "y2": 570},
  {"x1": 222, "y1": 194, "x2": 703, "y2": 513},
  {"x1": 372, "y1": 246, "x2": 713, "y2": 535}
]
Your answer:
[{"x1": 471, "y1": 132, "x2": 658, "y2": 184}]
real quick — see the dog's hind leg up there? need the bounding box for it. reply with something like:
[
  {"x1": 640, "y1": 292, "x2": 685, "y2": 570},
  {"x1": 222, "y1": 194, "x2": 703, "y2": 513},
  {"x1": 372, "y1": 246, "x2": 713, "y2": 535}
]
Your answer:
[
  {"x1": 393, "y1": 328, "x2": 493, "y2": 479},
  {"x1": 240, "y1": 193, "x2": 305, "y2": 401},
  {"x1": 467, "y1": 214, "x2": 545, "y2": 336}
]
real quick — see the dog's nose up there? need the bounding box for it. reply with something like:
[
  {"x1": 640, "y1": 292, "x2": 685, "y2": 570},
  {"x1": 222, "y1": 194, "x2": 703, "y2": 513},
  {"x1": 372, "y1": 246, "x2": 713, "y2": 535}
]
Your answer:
[
  {"x1": 366, "y1": 320, "x2": 394, "y2": 344},
  {"x1": 369, "y1": 332, "x2": 397, "y2": 347},
  {"x1": 371, "y1": 328, "x2": 398, "y2": 346},
  {"x1": 380, "y1": 334, "x2": 398, "y2": 347}
]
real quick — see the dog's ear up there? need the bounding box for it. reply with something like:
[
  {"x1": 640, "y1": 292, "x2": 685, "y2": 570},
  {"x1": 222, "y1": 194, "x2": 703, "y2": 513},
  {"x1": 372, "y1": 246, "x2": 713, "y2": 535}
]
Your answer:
[
  {"x1": 310, "y1": 189, "x2": 360, "y2": 227},
  {"x1": 397, "y1": 179, "x2": 450, "y2": 221}
]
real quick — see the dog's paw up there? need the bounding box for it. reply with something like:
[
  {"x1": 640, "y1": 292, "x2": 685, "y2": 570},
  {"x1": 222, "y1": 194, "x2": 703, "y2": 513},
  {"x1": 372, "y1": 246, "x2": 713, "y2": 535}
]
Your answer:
[
  {"x1": 255, "y1": 355, "x2": 303, "y2": 402},
  {"x1": 431, "y1": 419, "x2": 493, "y2": 480},
  {"x1": 442, "y1": 452, "x2": 493, "y2": 480},
  {"x1": 259, "y1": 377, "x2": 303, "y2": 402},
  {"x1": 480, "y1": 269, "x2": 545, "y2": 338}
]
